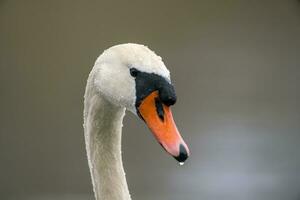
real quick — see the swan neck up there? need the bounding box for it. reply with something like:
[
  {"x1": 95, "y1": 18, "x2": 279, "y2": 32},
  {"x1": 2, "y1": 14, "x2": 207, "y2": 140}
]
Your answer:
[{"x1": 84, "y1": 85, "x2": 130, "y2": 200}]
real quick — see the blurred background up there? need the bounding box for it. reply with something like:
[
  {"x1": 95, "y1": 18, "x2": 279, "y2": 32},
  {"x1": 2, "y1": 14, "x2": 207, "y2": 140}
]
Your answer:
[{"x1": 1, "y1": 0, "x2": 300, "y2": 200}]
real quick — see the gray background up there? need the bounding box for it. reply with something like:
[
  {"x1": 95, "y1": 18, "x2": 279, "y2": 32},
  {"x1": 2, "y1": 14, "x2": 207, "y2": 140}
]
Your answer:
[{"x1": 1, "y1": 1, "x2": 300, "y2": 200}]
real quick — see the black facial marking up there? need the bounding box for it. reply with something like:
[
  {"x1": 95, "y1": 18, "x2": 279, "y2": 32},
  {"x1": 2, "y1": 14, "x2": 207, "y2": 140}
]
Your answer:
[
  {"x1": 132, "y1": 69, "x2": 177, "y2": 111},
  {"x1": 155, "y1": 97, "x2": 164, "y2": 121},
  {"x1": 158, "y1": 83, "x2": 176, "y2": 106}
]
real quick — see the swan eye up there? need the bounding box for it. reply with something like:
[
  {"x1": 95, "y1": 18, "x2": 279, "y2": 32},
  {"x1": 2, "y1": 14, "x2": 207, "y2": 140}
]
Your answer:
[{"x1": 130, "y1": 68, "x2": 139, "y2": 77}]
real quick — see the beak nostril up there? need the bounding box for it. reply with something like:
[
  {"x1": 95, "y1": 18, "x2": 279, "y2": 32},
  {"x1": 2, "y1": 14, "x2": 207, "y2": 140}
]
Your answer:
[
  {"x1": 155, "y1": 97, "x2": 164, "y2": 121},
  {"x1": 173, "y1": 144, "x2": 188, "y2": 163}
]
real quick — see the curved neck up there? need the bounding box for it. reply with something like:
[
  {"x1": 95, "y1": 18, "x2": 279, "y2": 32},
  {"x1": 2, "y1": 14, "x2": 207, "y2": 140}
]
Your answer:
[{"x1": 84, "y1": 74, "x2": 131, "y2": 200}]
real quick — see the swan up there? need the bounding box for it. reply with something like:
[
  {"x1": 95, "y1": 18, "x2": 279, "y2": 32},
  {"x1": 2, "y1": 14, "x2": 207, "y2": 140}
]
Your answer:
[{"x1": 83, "y1": 43, "x2": 190, "y2": 200}]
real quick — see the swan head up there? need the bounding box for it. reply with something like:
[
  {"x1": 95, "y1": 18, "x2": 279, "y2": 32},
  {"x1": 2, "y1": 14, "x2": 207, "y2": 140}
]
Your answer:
[{"x1": 93, "y1": 43, "x2": 190, "y2": 163}]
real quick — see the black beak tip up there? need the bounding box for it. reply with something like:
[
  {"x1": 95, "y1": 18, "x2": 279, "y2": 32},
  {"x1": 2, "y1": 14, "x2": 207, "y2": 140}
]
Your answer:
[{"x1": 173, "y1": 144, "x2": 189, "y2": 163}]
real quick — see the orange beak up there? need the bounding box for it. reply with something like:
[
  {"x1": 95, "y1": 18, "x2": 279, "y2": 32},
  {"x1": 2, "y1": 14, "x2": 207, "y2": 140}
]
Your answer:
[{"x1": 137, "y1": 91, "x2": 190, "y2": 162}]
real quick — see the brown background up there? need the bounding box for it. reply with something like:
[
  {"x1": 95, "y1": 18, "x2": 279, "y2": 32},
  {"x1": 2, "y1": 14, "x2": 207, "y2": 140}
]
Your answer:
[{"x1": 1, "y1": 1, "x2": 300, "y2": 200}]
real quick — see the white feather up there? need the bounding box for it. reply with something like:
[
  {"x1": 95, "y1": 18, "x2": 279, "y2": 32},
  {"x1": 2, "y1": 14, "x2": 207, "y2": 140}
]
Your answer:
[{"x1": 84, "y1": 43, "x2": 170, "y2": 200}]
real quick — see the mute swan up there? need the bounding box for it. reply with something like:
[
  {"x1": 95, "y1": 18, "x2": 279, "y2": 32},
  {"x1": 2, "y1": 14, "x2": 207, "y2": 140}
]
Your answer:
[{"x1": 83, "y1": 43, "x2": 190, "y2": 200}]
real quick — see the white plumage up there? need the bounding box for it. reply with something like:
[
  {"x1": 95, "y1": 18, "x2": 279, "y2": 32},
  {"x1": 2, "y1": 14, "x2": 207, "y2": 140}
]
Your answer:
[{"x1": 83, "y1": 43, "x2": 171, "y2": 200}]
